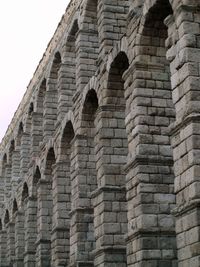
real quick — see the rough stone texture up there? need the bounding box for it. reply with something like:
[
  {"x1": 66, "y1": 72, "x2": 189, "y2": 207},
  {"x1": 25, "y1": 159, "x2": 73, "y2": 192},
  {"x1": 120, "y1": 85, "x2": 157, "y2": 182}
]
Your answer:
[{"x1": 0, "y1": 0, "x2": 200, "y2": 266}]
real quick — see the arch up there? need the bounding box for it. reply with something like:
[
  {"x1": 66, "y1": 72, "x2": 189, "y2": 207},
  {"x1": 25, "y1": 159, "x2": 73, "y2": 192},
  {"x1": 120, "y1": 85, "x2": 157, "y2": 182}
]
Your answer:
[
  {"x1": 44, "y1": 52, "x2": 62, "y2": 139},
  {"x1": 45, "y1": 147, "x2": 56, "y2": 176},
  {"x1": 22, "y1": 182, "x2": 29, "y2": 203},
  {"x1": 69, "y1": 19, "x2": 79, "y2": 37},
  {"x1": 12, "y1": 199, "x2": 18, "y2": 215},
  {"x1": 82, "y1": 89, "x2": 99, "y2": 118},
  {"x1": 16, "y1": 122, "x2": 24, "y2": 146},
  {"x1": 28, "y1": 102, "x2": 34, "y2": 116},
  {"x1": 9, "y1": 140, "x2": 15, "y2": 162},
  {"x1": 4, "y1": 210, "x2": 9, "y2": 225},
  {"x1": 33, "y1": 166, "x2": 41, "y2": 186},
  {"x1": 1, "y1": 153, "x2": 7, "y2": 173},
  {"x1": 60, "y1": 121, "x2": 75, "y2": 156},
  {"x1": 50, "y1": 52, "x2": 61, "y2": 80},
  {"x1": 106, "y1": 52, "x2": 129, "y2": 105},
  {"x1": 36, "y1": 79, "x2": 46, "y2": 113}
]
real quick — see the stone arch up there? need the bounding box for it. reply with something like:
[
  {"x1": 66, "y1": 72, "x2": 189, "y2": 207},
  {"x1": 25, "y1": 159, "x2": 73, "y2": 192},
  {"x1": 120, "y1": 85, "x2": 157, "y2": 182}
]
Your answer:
[
  {"x1": 32, "y1": 165, "x2": 41, "y2": 196},
  {"x1": 21, "y1": 182, "x2": 29, "y2": 203},
  {"x1": 28, "y1": 102, "x2": 34, "y2": 116},
  {"x1": 104, "y1": 51, "x2": 129, "y2": 105},
  {"x1": 44, "y1": 52, "x2": 62, "y2": 140},
  {"x1": 12, "y1": 199, "x2": 18, "y2": 215},
  {"x1": 36, "y1": 79, "x2": 46, "y2": 113},
  {"x1": 16, "y1": 122, "x2": 24, "y2": 147},
  {"x1": 4, "y1": 209, "x2": 9, "y2": 225}
]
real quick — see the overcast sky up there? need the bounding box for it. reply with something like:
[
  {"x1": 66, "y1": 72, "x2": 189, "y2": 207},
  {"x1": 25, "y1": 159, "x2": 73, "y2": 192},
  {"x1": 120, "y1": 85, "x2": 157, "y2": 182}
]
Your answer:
[{"x1": 0, "y1": 0, "x2": 70, "y2": 142}]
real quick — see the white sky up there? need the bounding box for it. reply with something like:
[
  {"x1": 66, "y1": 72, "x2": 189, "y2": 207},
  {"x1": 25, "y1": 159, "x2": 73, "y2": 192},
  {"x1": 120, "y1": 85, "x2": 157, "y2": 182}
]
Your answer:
[{"x1": 0, "y1": 0, "x2": 70, "y2": 142}]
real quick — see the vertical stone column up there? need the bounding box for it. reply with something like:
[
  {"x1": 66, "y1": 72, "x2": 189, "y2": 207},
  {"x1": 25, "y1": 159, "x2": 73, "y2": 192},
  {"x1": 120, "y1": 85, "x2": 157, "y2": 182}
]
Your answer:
[
  {"x1": 93, "y1": 106, "x2": 127, "y2": 267},
  {"x1": 24, "y1": 196, "x2": 37, "y2": 267},
  {"x1": 75, "y1": 26, "x2": 98, "y2": 91},
  {"x1": 70, "y1": 135, "x2": 96, "y2": 267},
  {"x1": 97, "y1": 0, "x2": 129, "y2": 58},
  {"x1": 36, "y1": 180, "x2": 52, "y2": 267},
  {"x1": 51, "y1": 161, "x2": 71, "y2": 266},
  {"x1": 14, "y1": 211, "x2": 25, "y2": 267},
  {"x1": 6, "y1": 222, "x2": 15, "y2": 266},
  {"x1": 0, "y1": 230, "x2": 8, "y2": 267},
  {"x1": 165, "y1": 3, "x2": 200, "y2": 266},
  {"x1": 123, "y1": 58, "x2": 177, "y2": 266},
  {"x1": 57, "y1": 61, "x2": 76, "y2": 121}
]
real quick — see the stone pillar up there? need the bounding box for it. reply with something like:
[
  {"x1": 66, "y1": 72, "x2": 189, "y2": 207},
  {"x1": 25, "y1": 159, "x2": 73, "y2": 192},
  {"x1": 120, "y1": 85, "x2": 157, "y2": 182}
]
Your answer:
[
  {"x1": 36, "y1": 180, "x2": 52, "y2": 267},
  {"x1": 97, "y1": 0, "x2": 129, "y2": 58},
  {"x1": 51, "y1": 161, "x2": 71, "y2": 266},
  {"x1": 165, "y1": 3, "x2": 200, "y2": 266},
  {"x1": 69, "y1": 135, "x2": 96, "y2": 267},
  {"x1": 123, "y1": 58, "x2": 177, "y2": 266},
  {"x1": 75, "y1": 27, "x2": 98, "y2": 91},
  {"x1": 6, "y1": 222, "x2": 15, "y2": 266},
  {"x1": 57, "y1": 61, "x2": 75, "y2": 121},
  {"x1": 14, "y1": 211, "x2": 25, "y2": 267},
  {"x1": 24, "y1": 196, "x2": 37, "y2": 267},
  {"x1": 93, "y1": 106, "x2": 128, "y2": 267},
  {"x1": 0, "y1": 230, "x2": 8, "y2": 267}
]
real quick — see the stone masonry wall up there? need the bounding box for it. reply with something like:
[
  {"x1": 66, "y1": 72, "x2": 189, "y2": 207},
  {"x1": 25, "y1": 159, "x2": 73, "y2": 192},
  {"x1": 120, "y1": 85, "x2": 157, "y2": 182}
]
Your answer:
[{"x1": 0, "y1": 0, "x2": 200, "y2": 266}]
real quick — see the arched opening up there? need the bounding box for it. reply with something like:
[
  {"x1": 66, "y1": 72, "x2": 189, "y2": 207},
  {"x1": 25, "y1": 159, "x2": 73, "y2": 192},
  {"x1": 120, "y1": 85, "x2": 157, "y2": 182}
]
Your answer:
[
  {"x1": 107, "y1": 52, "x2": 129, "y2": 105},
  {"x1": 22, "y1": 182, "x2": 29, "y2": 202},
  {"x1": 4, "y1": 210, "x2": 9, "y2": 225},
  {"x1": 12, "y1": 199, "x2": 18, "y2": 215},
  {"x1": 94, "y1": 52, "x2": 129, "y2": 266},
  {"x1": 44, "y1": 53, "x2": 61, "y2": 139},
  {"x1": 16, "y1": 122, "x2": 23, "y2": 147},
  {"x1": 28, "y1": 102, "x2": 34, "y2": 116}
]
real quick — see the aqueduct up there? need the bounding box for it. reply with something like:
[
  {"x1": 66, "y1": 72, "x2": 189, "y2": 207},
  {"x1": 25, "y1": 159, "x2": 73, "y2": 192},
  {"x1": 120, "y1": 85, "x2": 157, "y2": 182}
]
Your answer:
[{"x1": 0, "y1": 0, "x2": 200, "y2": 266}]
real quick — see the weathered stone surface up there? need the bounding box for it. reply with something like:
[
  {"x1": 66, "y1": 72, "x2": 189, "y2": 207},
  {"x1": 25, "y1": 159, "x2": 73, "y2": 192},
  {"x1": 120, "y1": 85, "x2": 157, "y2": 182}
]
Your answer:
[{"x1": 0, "y1": 0, "x2": 200, "y2": 266}]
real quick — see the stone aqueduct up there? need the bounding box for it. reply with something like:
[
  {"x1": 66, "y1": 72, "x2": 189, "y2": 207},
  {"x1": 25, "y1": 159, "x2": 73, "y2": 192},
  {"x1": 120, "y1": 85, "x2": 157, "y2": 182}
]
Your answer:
[{"x1": 0, "y1": 0, "x2": 199, "y2": 266}]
